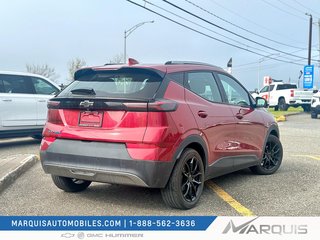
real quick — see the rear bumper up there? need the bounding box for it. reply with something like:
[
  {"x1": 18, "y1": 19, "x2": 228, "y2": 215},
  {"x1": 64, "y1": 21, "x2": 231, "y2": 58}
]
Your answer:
[{"x1": 40, "y1": 139, "x2": 174, "y2": 188}]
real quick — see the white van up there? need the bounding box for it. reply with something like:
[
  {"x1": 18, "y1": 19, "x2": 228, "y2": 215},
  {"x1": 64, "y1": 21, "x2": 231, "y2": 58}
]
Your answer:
[{"x1": 0, "y1": 71, "x2": 60, "y2": 139}]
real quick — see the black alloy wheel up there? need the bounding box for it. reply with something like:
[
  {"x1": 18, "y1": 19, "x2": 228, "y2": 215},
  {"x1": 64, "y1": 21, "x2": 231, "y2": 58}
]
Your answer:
[
  {"x1": 181, "y1": 156, "x2": 203, "y2": 202},
  {"x1": 161, "y1": 148, "x2": 204, "y2": 209},
  {"x1": 250, "y1": 135, "x2": 283, "y2": 175}
]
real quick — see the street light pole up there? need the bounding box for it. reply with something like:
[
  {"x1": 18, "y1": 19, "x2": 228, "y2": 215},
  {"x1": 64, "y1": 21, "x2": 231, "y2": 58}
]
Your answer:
[
  {"x1": 305, "y1": 13, "x2": 313, "y2": 65},
  {"x1": 123, "y1": 20, "x2": 154, "y2": 63}
]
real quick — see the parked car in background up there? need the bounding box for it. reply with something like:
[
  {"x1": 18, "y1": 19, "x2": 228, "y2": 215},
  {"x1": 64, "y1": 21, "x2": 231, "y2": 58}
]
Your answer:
[
  {"x1": 258, "y1": 82, "x2": 314, "y2": 111},
  {"x1": 311, "y1": 91, "x2": 320, "y2": 119},
  {"x1": 40, "y1": 60, "x2": 283, "y2": 209},
  {"x1": 0, "y1": 71, "x2": 60, "y2": 139}
]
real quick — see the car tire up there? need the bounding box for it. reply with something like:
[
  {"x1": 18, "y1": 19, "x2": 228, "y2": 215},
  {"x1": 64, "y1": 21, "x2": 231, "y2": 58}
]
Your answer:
[
  {"x1": 161, "y1": 148, "x2": 204, "y2": 209},
  {"x1": 311, "y1": 111, "x2": 318, "y2": 119},
  {"x1": 250, "y1": 135, "x2": 283, "y2": 175},
  {"x1": 278, "y1": 98, "x2": 288, "y2": 111},
  {"x1": 302, "y1": 105, "x2": 311, "y2": 112},
  {"x1": 51, "y1": 175, "x2": 91, "y2": 192},
  {"x1": 31, "y1": 134, "x2": 42, "y2": 140}
]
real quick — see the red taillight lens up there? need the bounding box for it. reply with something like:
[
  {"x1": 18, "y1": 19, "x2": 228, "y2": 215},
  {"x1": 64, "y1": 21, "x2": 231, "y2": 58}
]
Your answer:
[
  {"x1": 148, "y1": 99, "x2": 178, "y2": 112},
  {"x1": 290, "y1": 90, "x2": 294, "y2": 97},
  {"x1": 47, "y1": 100, "x2": 60, "y2": 109},
  {"x1": 47, "y1": 109, "x2": 63, "y2": 125}
]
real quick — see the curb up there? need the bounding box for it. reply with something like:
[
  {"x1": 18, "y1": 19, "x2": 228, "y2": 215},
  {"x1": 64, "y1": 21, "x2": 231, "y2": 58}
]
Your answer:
[
  {"x1": 275, "y1": 111, "x2": 305, "y2": 122},
  {"x1": 0, "y1": 155, "x2": 38, "y2": 193}
]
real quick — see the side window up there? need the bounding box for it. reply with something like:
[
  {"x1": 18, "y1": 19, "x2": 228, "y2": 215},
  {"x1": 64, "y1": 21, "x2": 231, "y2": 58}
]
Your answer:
[
  {"x1": 0, "y1": 75, "x2": 33, "y2": 94},
  {"x1": 218, "y1": 74, "x2": 250, "y2": 106},
  {"x1": 31, "y1": 77, "x2": 58, "y2": 95},
  {"x1": 167, "y1": 72, "x2": 184, "y2": 86},
  {"x1": 260, "y1": 85, "x2": 274, "y2": 93},
  {"x1": 186, "y1": 72, "x2": 222, "y2": 102},
  {"x1": 0, "y1": 79, "x2": 4, "y2": 93}
]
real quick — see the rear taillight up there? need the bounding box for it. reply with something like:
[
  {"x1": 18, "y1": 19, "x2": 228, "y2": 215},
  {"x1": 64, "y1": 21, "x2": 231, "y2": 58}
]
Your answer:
[
  {"x1": 47, "y1": 109, "x2": 63, "y2": 125},
  {"x1": 290, "y1": 90, "x2": 294, "y2": 97},
  {"x1": 47, "y1": 100, "x2": 60, "y2": 109},
  {"x1": 122, "y1": 99, "x2": 177, "y2": 112},
  {"x1": 148, "y1": 99, "x2": 178, "y2": 112}
]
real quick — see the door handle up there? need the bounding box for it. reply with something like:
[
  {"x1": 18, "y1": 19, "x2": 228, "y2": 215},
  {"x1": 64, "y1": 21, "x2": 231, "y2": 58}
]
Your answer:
[
  {"x1": 236, "y1": 113, "x2": 243, "y2": 119},
  {"x1": 197, "y1": 111, "x2": 208, "y2": 118},
  {"x1": 2, "y1": 99, "x2": 12, "y2": 102},
  {"x1": 38, "y1": 100, "x2": 46, "y2": 102}
]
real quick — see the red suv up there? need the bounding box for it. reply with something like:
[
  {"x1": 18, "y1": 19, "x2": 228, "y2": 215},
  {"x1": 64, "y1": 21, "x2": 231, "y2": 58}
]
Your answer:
[{"x1": 40, "y1": 60, "x2": 283, "y2": 209}]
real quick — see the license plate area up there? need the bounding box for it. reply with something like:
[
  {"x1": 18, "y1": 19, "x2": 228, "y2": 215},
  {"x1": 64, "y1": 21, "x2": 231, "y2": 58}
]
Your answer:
[{"x1": 79, "y1": 111, "x2": 103, "y2": 127}]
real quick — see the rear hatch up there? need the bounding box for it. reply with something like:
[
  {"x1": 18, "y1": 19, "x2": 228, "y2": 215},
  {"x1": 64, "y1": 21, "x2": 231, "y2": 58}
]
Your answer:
[{"x1": 44, "y1": 67, "x2": 165, "y2": 142}]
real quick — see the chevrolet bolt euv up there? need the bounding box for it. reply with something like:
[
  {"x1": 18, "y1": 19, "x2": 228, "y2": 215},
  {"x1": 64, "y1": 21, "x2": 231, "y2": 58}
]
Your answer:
[{"x1": 40, "y1": 60, "x2": 283, "y2": 209}]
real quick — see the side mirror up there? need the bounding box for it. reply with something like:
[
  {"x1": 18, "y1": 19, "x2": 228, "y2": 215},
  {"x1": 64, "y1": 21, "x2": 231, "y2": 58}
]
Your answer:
[{"x1": 255, "y1": 97, "x2": 268, "y2": 108}]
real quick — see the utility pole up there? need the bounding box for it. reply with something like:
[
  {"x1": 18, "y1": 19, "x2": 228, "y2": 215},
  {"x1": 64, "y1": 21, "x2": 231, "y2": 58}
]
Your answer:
[{"x1": 306, "y1": 13, "x2": 313, "y2": 65}]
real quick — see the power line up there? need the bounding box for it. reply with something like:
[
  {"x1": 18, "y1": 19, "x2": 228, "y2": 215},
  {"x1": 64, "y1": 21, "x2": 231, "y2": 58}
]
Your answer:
[
  {"x1": 276, "y1": 0, "x2": 306, "y2": 15},
  {"x1": 143, "y1": 0, "x2": 273, "y2": 55},
  {"x1": 208, "y1": 0, "x2": 306, "y2": 45},
  {"x1": 126, "y1": 0, "x2": 305, "y2": 66},
  {"x1": 234, "y1": 48, "x2": 313, "y2": 68},
  {"x1": 184, "y1": 0, "x2": 305, "y2": 50},
  {"x1": 161, "y1": 0, "x2": 318, "y2": 62},
  {"x1": 291, "y1": 0, "x2": 320, "y2": 18},
  {"x1": 261, "y1": 0, "x2": 307, "y2": 21}
]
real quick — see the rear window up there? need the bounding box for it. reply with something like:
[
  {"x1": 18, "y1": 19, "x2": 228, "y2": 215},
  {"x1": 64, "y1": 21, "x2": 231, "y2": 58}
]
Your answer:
[
  {"x1": 59, "y1": 69, "x2": 163, "y2": 99},
  {"x1": 276, "y1": 84, "x2": 297, "y2": 90}
]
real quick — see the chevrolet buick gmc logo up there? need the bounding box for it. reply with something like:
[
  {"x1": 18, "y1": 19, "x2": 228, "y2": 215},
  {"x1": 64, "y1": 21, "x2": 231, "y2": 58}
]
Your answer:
[{"x1": 79, "y1": 100, "x2": 94, "y2": 108}]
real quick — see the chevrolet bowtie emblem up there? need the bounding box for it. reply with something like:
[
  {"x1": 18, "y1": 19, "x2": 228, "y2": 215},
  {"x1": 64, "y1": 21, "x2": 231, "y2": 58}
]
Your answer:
[{"x1": 79, "y1": 100, "x2": 94, "y2": 108}]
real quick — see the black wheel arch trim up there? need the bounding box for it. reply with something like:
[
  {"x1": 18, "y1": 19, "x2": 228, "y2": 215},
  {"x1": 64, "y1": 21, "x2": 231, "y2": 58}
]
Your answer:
[
  {"x1": 161, "y1": 134, "x2": 209, "y2": 188},
  {"x1": 173, "y1": 134, "x2": 209, "y2": 170},
  {"x1": 260, "y1": 123, "x2": 281, "y2": 160}
]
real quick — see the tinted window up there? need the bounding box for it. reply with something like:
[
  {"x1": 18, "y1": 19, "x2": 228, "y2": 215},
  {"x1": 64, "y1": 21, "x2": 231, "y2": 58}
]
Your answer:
[
  {"x1": 0, "y1": 75, "x2": 33, "y2": 94},
  {"x1": 186, "y1": 72, "x2": 222, "y2": 102},
  {"x1": 31, "y1": 77, "x2": 58, "y2": 95},
  {"x1": 167, "y1": 72, "x2": 184, "y2": 86},
  {"x1": 59, "y1": 69, "x2": 162, "y2": 99},
  {"x1": 218, "y1": 74, "x2": 250, "y2": 106},
  {"x1": 276, "y1": 84, "x2": 297, "y2": 90},
  {"x1": 260, "y1": 85, "x2": 274, "y2": 93}
]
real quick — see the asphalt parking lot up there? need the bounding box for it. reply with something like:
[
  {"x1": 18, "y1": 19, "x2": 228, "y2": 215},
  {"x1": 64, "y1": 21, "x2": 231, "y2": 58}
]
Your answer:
[{"x1": 0, "y1": 113, "x2": 319, "y2": 216}]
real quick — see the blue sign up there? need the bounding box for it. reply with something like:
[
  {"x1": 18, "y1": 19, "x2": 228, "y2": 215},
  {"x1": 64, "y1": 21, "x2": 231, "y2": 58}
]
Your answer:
[
  {"x1": 0, "y1": 216, "x2": 216, "y2": 231},
  {"x1": 303, "y1": 65, "x2": 314, "y2": 89}
]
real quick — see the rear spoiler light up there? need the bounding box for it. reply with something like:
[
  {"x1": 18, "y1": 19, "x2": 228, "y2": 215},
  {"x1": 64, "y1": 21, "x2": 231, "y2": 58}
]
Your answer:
[{"x1": 47, "y1": 99, "x2": 177, "y2": 112}]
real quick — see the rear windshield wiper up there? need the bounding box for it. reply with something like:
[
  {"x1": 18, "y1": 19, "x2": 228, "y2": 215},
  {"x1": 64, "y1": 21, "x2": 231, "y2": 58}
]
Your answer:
[{"x1": 70, "y1": 88, "x2": 96, "y2": 95}]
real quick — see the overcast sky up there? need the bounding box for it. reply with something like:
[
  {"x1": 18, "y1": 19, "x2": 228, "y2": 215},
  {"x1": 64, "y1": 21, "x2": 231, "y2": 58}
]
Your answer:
[{"x1": 0, "y1": 0, "x2": 319, "y2": 90}]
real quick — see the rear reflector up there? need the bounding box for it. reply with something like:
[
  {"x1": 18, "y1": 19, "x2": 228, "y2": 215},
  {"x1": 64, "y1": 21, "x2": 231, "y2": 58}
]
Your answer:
[{"x1": 47, "y1": 109, "x2": 63, "y2": 125}]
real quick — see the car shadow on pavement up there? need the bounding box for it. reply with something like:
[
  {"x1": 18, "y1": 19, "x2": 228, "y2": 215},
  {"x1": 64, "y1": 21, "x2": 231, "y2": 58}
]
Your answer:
[{"x1": 0, "y1": 138, "x2": 41, "y2": 149}]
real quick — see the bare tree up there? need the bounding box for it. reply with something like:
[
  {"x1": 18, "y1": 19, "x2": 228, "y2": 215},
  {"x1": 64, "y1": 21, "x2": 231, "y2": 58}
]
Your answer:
[
  {"x1": 109, "y1": 54, "x2": 124, "y2": 64},
  {"x1": 26, "y1": 64, "x2": 59, "y2": 82},
  {"x1": 68, "y1": 58, "x2": 87, "y2": 81}
]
